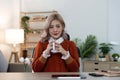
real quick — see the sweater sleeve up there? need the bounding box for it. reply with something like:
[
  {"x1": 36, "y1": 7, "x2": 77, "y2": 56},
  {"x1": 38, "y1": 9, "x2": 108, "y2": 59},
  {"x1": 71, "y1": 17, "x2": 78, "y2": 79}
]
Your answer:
[
  {"x1": 32, "y1": 41, "x2": 46, "y2": 72},
  {"x1": 65, "y1": 41, "x2": 80, "y2": 72}
]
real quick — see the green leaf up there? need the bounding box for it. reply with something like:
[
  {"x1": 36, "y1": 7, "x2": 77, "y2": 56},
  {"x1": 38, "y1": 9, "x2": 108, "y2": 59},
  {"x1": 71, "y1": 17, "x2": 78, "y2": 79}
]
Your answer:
[
  {"x1": 99, "y1": 43, "x2": 113, "y2": 55},
  {"x1": 80, "y1": 35, "x2": 98, "y2": 59}
]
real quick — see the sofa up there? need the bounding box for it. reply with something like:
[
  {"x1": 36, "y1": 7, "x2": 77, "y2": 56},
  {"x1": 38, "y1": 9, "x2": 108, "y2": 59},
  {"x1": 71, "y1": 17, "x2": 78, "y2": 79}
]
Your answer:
[{"x1": 0, "y1": 50, "x2": 32, "y2": 72}]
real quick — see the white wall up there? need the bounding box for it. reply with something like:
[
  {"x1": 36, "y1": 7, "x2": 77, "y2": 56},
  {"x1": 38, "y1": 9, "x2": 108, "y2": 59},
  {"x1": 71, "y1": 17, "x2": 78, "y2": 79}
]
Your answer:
[
  {"x1": 21, "y1": 0, "x2": 108, "y2": 43},
  {"x1": 108, "y1": 0, "x2": 120, "y2": 54},
  {"x1": 0, "y1": 0, "x2": 20, "y2": 61}
]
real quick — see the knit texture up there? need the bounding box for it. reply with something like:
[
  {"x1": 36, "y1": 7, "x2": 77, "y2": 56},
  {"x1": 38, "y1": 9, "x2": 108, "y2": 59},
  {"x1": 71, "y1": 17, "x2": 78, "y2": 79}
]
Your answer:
[{"x1": 32, "y1": 40, "x2": 80, "y2": 72}]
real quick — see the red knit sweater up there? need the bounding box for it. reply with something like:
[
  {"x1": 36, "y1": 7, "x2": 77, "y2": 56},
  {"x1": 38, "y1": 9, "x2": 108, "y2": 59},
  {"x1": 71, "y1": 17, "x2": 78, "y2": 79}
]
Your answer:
[{"x1": 32, "y1": 40, "x2": 80, "y2": 72}]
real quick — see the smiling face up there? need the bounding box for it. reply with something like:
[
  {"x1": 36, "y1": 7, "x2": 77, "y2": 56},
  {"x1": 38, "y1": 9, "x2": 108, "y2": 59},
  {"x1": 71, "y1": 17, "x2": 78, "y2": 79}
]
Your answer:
[
  {"x1": 41, "y1": 13, "x2": 67, "y2": 42},
  {"x1": 48, "y1": 20, "x2": 63, "y2": 40}
]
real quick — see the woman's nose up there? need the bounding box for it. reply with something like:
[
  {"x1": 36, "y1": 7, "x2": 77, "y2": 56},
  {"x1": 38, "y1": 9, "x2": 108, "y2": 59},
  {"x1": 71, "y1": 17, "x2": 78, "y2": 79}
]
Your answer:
[{"x1": 53, "y1": 27, "x2": 57, "y2": 31}]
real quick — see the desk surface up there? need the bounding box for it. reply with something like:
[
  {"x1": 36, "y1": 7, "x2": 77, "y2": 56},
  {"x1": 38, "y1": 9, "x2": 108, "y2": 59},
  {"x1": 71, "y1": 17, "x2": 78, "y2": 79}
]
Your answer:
[{"x1": 0, "y1": 72, "x2": 120, "y2": 80}]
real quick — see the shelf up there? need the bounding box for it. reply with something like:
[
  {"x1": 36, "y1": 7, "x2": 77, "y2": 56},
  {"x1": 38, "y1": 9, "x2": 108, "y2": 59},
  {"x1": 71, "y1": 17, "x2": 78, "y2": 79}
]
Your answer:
[{"x1": 20, "y1": 11, "x2": 57, "y2": 58}]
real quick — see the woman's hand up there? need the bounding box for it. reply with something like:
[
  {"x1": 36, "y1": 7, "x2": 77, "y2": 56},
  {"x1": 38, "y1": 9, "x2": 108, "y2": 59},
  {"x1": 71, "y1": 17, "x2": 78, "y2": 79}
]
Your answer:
[
  {"x1": 55, "y1": 42, "x2": 67, "y2": 56},
  {"x1": 44, "y1": 42, "x2": 53, "y2": 55},
  {"x1": 44, "y1": 42, "x2": 68, "y2": 56}
]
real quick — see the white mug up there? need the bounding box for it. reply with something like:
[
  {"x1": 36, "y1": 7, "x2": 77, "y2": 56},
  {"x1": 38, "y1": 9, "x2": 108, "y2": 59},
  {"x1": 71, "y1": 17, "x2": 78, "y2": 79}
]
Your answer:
[{"x1": 51, "y1": 42, "x2": 58, "y2": 53}]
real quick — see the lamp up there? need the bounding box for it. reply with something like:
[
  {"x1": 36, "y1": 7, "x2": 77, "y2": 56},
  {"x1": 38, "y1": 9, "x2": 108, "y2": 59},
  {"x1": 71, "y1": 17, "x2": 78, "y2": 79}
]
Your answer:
[{"x1": 5, "y1": 29, "x2": 24, "y2": 63}]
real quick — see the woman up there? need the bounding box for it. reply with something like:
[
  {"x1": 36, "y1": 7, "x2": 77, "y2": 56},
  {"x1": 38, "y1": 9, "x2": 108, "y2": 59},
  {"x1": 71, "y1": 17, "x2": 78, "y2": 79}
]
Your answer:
[{"x1": 32, "y1": 13, "x2": 80, "y2": 72}]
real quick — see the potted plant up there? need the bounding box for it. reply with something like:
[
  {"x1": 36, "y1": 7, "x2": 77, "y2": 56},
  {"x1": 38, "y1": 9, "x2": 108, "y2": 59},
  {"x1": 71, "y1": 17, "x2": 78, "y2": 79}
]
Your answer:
[
  {"x1": 21, "y1": 16, "x2": 31, "y2": 35},
  {"x1": 21, "y1": 16, "x2": 31, "y2": 58},
  {"x1": 79, "y1": 35, "x2": 98, "y2": 59},
  {"x1": 112, "y1": 53, "x2": 119, "y2": 61},
  {"x1": 99, "y1": 43, "x2": 113, "y2": 61}
]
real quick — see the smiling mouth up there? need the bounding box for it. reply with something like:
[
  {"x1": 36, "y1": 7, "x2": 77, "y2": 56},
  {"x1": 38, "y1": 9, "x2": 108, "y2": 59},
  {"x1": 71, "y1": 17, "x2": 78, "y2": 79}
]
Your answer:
[{"x1": 53, "y1": 33, "x2": 58, "y2": 35}]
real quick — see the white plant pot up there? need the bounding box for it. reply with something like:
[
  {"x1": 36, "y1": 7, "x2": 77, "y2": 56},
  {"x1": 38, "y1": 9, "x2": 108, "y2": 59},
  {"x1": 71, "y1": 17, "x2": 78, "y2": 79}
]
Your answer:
[{"x1": 99, "y1": 58, "x2": 106, "y2": 61}]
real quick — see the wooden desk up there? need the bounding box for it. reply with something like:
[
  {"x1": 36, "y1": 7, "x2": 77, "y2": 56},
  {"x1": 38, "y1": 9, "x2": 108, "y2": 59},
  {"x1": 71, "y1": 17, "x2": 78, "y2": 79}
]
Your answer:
[{"x1": 0, "y1": 72, "x2": 120, "y2": 80}]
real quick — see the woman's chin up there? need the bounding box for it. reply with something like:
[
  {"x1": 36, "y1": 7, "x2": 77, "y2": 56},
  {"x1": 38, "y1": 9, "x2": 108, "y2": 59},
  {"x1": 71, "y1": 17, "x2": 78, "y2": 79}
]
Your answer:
[{"x1": 52, "y1": 36, "x2": 60, "y2": 39}]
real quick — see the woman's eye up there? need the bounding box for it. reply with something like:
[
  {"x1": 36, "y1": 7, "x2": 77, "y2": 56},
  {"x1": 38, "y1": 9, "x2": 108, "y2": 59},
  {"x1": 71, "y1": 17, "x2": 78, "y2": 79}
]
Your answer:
[
  {"x1": 56, "y1": 25, "x2": 60, "y2": 28},
  {"x1": 49, "y1": 26, "x2": 54, "y2": 28}
]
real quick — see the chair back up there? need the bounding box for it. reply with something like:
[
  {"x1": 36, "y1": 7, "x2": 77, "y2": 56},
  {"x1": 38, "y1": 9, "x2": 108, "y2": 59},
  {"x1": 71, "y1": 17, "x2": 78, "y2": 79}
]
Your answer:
[{"x1": 76, "y1": 47, "x2": 81, "y2": 57}]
